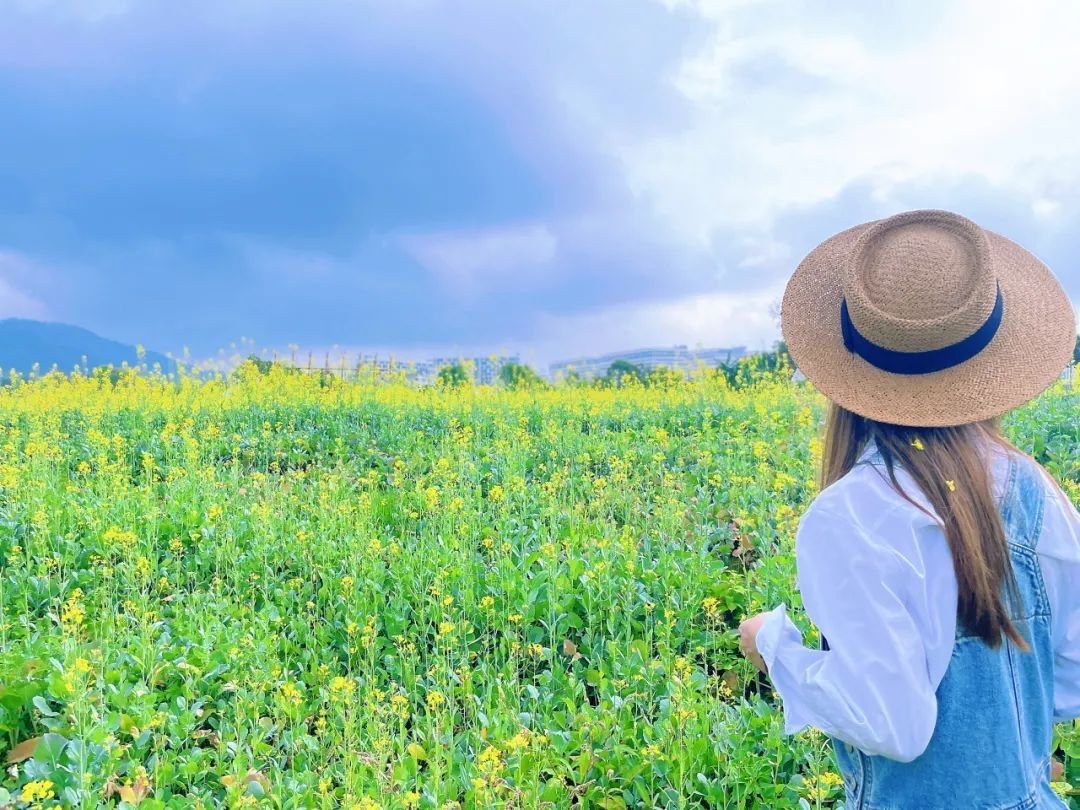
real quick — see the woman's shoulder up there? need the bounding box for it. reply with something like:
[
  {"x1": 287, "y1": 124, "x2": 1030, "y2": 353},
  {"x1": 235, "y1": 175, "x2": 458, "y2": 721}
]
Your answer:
[
  {"x1": 1012, "y1": 451, "x2": 1080, "y2": 562},
  {"x1": 803, "y1": 451, "x2": 935, "y2": 533},
  {"x1": 807, "y1": 437, "x2": 1023, "y2": 525},
  {"x1": 984, "y1": 441, "x2": 1074, "y2": 517},
  {"x1": 800, "y1": 440, "x2": 1078, "y2": 560},
  {"x1": 796, "y1": 461, "x2": 937, "y2": 571}
]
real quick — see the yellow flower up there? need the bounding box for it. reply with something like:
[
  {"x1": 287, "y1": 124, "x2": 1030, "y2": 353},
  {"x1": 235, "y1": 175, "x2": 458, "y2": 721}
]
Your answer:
[
  {"x1": 505, "y1": 730, "x2": 531, "y2": 750},
  {"x1": 329, "y1": 676, "x2": 356, "y2": 700},
  {"x1": 945, "y1": 479, "x2": 956, "y2": 492},
  {"x1": 477, "y1": 745, "x2": 504, "y2": 775},
  {"x1": 702, "y1": 596, "x2": 720, "y2": 620},
  {"x1": 280, "y1": 681, "x2": 303, "y2": 705},
  {"x1": 643, "y1": 743, "x2": 665, "y2": 762},
  {"x1": 803, "y1": 771, "x2": 843, "y2": 801},
  {"x1": 361, "y1": 616, "x2": 377, "y2": 647},
  {"x1": 425, "y1": 690, "x2": 446, "y2": 710},
  {"x1": 390, "y1": 693, "x2": 410, "y2": 719},
  {"x1": 60, "y1": 589, "x2": 86, "y2": 633},
  {"x1": 672, "y1": 656, "x2": 692, "y2": 682},
  {"x1": 911, "y1": 437, "x2": 925, "y2": 451},
  {"x1": 21, "y1": 780, "x2": 55, "y2": 802},
  {"x1": 805, "y1": 783, "x2": 829, "y2": 801}
]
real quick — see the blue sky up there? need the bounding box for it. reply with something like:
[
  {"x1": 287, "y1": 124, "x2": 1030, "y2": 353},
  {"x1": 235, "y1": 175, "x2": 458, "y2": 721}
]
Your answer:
[{"x1": 1, "y1": 0, "x2": 1078, "y2": 370}]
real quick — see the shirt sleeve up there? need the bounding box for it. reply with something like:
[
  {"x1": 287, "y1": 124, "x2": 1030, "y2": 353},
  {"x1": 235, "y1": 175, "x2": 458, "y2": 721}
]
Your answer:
[
  {"x1": 755, "y1": 498, "x2": 939, "y2": 763},
  {"x1": 1034, "y1": 471, "x2": 1080, "y2": 723}
]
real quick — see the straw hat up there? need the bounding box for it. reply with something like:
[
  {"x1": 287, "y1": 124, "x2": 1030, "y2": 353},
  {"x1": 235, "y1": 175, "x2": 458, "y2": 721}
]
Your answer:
[{"x1": 781, "y1": 209, "x2": 1076, "y2": 427}]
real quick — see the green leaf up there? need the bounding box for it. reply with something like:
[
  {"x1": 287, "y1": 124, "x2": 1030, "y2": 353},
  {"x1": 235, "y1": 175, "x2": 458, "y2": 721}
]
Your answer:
[
  {"x1": 32, "y1": 695, "x2": 57, "y2": 717},
  {"x1": 39, "y1": 732, "x2": 69, "y2": 764}
]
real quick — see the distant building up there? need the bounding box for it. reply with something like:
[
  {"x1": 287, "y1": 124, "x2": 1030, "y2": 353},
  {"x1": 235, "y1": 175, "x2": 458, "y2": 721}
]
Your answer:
[
  {"x1": 549, "y1": 344, "x2": 747, "y2": 380},
  {"x1": 353, "y1": 354, "x2": 405, "y2": 377},
  {"x1": 427, "y1": 355, "x2": 519, "y2": 385},
  {"x1": 474, "y1": 355, "x2": 519, "y2": 385},
  {"x1": 316, "y1": 353, "x2": 519, "y2": 384}
]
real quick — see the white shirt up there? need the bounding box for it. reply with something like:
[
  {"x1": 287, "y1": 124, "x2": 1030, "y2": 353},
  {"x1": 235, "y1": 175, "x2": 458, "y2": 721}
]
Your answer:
[{"x1": 755, "y1": 441, "x2": 1080, "y2": 764}]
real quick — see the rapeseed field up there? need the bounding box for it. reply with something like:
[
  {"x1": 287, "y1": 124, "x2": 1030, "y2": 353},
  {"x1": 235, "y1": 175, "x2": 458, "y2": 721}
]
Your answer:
[{"x1": 0, "y1": 363, "x2": 1075, "y2": 808}]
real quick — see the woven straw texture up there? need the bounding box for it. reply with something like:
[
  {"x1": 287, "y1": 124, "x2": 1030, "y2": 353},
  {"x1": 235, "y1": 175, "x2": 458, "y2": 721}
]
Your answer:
[{"x1": 781, "y1": 209, "x2": 1076, "y2": 427}]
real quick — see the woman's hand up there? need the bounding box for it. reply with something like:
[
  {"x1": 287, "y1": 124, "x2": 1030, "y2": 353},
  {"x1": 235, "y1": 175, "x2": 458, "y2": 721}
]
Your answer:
[{"x1": 738, "y1": 612, "x2": 771, "y2": 674}]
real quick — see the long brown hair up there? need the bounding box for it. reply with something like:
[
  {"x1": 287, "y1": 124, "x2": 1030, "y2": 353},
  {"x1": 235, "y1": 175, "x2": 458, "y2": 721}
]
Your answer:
[{"x1": 820, "y1": 402, "x2": 1030, "y2": 651}]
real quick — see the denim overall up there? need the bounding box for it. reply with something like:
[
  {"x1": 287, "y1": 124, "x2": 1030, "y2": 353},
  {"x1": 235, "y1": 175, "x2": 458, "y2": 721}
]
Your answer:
[{"x1": 821, "y1": 450, "x2": 1065, "y2": 809}]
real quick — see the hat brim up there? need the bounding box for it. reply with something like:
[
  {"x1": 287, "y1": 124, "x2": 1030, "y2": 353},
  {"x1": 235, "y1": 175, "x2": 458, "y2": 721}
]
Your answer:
[{"x1": 781, "y1": 221, "x2": 1077, "y2": 427}]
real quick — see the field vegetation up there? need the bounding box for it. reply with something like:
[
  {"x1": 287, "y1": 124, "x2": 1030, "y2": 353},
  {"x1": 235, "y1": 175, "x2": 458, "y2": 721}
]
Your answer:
[{"x1": 0, "y1": 360, "x2": 1076, "y2": 808}]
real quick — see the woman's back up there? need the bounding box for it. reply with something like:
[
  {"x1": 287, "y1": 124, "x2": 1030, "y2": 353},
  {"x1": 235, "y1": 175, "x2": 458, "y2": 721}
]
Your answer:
[
  {"x1": 810, "y1": 442, "x2": 1075, "y2": 808},
  {"x1": 743, "y1": 210, "x2": 1080, "y2": 810},
  {"x1": 742, "y1": 208, "x2": 1078, "y2": 809}
]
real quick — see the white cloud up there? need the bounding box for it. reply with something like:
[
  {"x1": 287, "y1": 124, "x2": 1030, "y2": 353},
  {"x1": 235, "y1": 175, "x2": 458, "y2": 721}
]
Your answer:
[
  {"x1": 256, "y1": 284, "x2": 783, "y2": 374},
  {"x1": 0, "y1": 251, "x2": 50, "y2": 319},
  {"x1": 0, "y1": 278, "x2": 47, "y2": 319},
  {"x1": 620, "y1": 0, "x2": 1080, "y2": 245},
  {"x1": 736, "y1": 236, "x2": 790, "y2": 269},
  {"x1": 3, "y1": 0, "x2": 1075, "y2": 359},
  {"x1": 527, "y1": 284, "x2": 783, "y2": 366},
  {"x1": 399, "y1": 222, "x2": 559, "y2": 299}
]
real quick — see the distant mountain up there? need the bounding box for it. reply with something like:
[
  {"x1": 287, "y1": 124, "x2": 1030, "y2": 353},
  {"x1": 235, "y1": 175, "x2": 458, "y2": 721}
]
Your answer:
[{"x1": 0, "y1": 319, "x2": 173, "y2": 376}]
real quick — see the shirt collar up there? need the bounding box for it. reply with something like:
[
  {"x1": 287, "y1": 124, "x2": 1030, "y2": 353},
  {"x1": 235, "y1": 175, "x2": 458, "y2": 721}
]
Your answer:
[
  {"x1": 857, "y1": 440, "x2": 882, "y2": 463},
  {"x1": 854, "y1": 434, "x2": 1013, "y2": 494}
]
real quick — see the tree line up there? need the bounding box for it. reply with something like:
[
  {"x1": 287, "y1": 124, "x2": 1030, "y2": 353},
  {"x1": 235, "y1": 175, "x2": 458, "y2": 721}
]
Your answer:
[{"x1": 438, "y1": 342, "x2": 796, "y2": 390}]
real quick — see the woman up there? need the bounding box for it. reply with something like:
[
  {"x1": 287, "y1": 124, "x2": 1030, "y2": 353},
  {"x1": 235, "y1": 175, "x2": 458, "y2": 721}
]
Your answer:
[{"x1": 737, "y1": 209, "x2": 1079, "y2": 808}]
